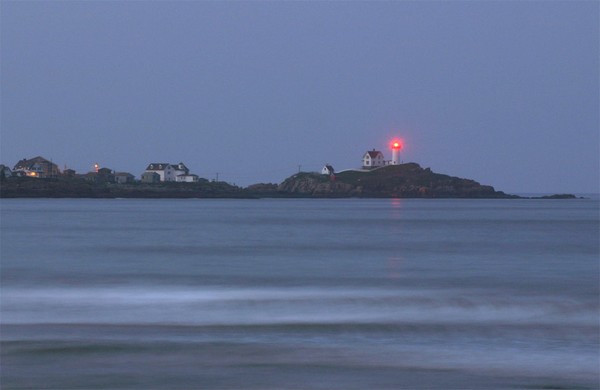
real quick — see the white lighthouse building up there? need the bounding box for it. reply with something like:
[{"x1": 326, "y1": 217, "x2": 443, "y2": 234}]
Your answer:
[{"x1": 391, "y1": 141, "x2": 402, "y2": 165}]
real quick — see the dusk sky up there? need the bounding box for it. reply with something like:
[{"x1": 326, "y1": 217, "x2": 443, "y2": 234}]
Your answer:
[{"x1": 1, "y1": 1, "x2": 598, "y2": 193}]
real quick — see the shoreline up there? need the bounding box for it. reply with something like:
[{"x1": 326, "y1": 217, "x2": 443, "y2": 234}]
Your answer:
[{"x1": 0, "y1": 164, "x2": 581, "y2": 200}]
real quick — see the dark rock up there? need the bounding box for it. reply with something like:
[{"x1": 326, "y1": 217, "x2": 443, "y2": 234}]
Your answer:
[
  {"x1": 537, "y1": 194, "x2": 577, "y2": 199},
  {"x1": 0, "y1": 177, "x2": 249, "y2": 198},
  {"x1": 275, "y1": 163, "x2": 519, "y2": 198}
]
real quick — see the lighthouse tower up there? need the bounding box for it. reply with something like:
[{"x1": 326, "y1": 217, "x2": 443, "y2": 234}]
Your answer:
[{"x1": 391, "y1": 140, "x2": 402, "y2": 165}]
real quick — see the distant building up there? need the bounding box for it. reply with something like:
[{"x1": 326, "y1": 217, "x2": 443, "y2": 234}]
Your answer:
[
  {"x1": 145, "y1": 162, "x2": 190, "y2": 182},
  {"x1": 82, "y1": 167, "x2": 115, "y2": 184},
  {"x1": 63, "y1": 169, "x2": 77, "y2": 178},
  {"x1": 362, "y1": 150, "x2": 385, "y2": 169},
  {"x1": 172, "y1": 162, "x2": 189, "y2": 175},
  {"x1": 97, "y1": 168, "x2": 115, "y2": 184},
  {"x1": 79, "y1": 172, "x2": 97, "y2": 183},
  {"x1": 141, "y1": 171, "x2": 160, "y2": 183},
  {"x1": 176, "y1": 174, "x2": 199, "y2": 183},
  {"x1": 145, "y1": 163, "x2": 172, "y2": 181},
  {"x1": 321, "y1": 165, "x2": 335, "y2": 175},
  {"x1": 13, "y1": 156, "x2": 60, "y2": 178},
  {"x1": 0, "y1": 164, "x2": 12, "y2": 179},
  {"x1": 114, "y1": 172, "x2": 135, "y2": 184}
]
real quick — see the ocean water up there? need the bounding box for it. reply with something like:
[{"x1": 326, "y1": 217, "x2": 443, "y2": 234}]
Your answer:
[{"x1": 1, "y1": 198, "x2": 598, "y2": 389}]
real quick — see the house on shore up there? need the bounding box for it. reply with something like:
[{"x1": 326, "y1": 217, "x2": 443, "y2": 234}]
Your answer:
[
  {"x1": 81, "y1": 167, "x2": 115, "y2": 184},
  {"x1": 321, "y1": 165, "x2": 335, "y2": 175},
  {"x1": 63, "y1": 169, "x2": 77, "y2": 178},
  {"x1": 13, "y1": 156, "x2": 60, "y2": 178},
  {"x1": 362, "y1": 150, "x2": 385, "y2": 169},
  {"x1": 0, "y1": 165, "x2": 12, "y2": 179},
  {"x1": 144, "y1": 162, "x2": 190, "y2": 182},
  {"x1": 115, "y1": 172, "x2": 135, "y2": 184},
  {"x1": 141, "y1": 171, "x2": 160, "y2": 183},
  {"x1": 143, "y1": 162, "x2": 200, "y2": 182},
  {"x1": 176, "y1": 174, "x2": 199, "y2": 183}
]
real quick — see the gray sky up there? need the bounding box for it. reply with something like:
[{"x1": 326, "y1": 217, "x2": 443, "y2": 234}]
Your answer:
[{"x1": 1, "y1": 1, "x2": 598, "y2": 193}]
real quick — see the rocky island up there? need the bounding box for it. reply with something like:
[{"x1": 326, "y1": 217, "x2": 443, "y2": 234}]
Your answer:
[
  {"x1": 1, "y1": 163, "x2": 530, "y2": 198},
  {"x1": 249, "y1": 163, "x2": 518, "y2": 198}
]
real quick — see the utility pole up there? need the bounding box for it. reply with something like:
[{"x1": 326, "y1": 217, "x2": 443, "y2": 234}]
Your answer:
[
  {"x1": 215, "y1": 172, "x2": 219, "y2": 182},
  {"x1": 298, "y1": 165, "x2": 302, "y2": 173}
]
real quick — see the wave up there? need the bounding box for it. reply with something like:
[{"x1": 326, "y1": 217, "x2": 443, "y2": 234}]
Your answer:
[{"x1": 2, "y1": 286, "x2": 597, "y2": 327}]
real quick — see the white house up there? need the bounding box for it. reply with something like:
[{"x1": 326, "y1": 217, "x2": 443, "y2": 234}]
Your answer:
[
  {"x1": 145, "y1": 162, "x2": 190, "y2": 182},
  {"x1": 321, "y1": 165, "x2": 335, "y2": 175},
  {"x1": 172, "y1": 162, "x2": 189, "y2": 176},
  {"x1": 362, "y1": 150, "x2": 385, "y2": 169},
  {"x1": 145, "y1": 163, "x2": 171, "y2": 181}
]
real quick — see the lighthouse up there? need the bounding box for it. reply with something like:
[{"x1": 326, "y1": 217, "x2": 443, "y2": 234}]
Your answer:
[{"x1": 391, "y1": 140, "x2": 402, "y2": 165}]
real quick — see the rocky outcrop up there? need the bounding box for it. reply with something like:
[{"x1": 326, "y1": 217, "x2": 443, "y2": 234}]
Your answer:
[
  {"x1": 537, "y1": 194, "x2": 577, "y2": 199},
  {"x1": 277, "y1": 173, "x2": 355, "y2": 196},
  {"x1": 245, "y1": 183, "x2": 279, "y2": 193},
  {"x1": 276, "y1": 163, "x2": 517, "y2": 198}
]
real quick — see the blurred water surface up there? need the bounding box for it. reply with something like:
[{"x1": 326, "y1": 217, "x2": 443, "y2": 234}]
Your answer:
[{"x1": 1, "y1": 198, "x2": 598, "y2": 389}]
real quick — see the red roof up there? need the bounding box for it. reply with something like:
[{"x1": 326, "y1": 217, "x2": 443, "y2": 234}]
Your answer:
[{"x1": 366, "y1": 150, "x2": 383, "y2": 158}]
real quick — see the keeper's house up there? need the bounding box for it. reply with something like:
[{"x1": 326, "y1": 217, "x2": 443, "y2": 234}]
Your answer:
[{"x1": 362, "y1": 150, "x2": 385, "y2": 169}]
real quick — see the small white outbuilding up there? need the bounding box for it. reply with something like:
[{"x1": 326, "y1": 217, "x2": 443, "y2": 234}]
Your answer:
[{"x1": 321, "y1": 165, "x2": 335, "y2": 175}]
